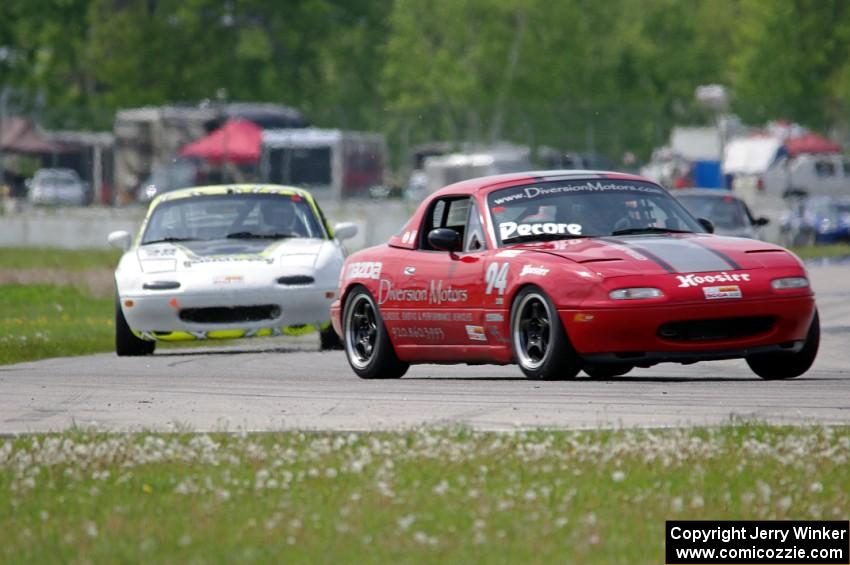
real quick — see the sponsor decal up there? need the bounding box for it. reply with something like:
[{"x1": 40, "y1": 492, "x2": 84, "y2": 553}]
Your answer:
[
  {"x1": 142, "y1": 247, "x2": 176, "y2": 257},
  {"x1": 677, "y1": 271, "x2": 751, "y2": 288},
  {"x1": 495, "y1": 249, "x2": 524, "y2": 257},
  {"x1": 168, "y1": 298, "x2": 180, "y2": 309},
  {"x1": 213, "y1": 275, "x2": 244, "y2": 285},
  {"x1": 391, "y1": 326, "x2": 445, "y2": 341},
  {"x1": 485, "y1": 313, "x2": 504, "y2": 322},
  {"x1": 466, "y1": 325, "x2": 487, "y2": 342},
  {"x1": 378, "y1": 279, "x2": 468, "y2": 305},
  {"x1": 499, "y1": 222, "x2": 582, "y2": 241},
  {"x1": 347, "y1": 261, "x2": 382, "y2": 280},
  {"x1": 703, "y1": 285, "x2": 743, "y2": 300},
  {"x1": 398, "y1": 311, "x2": 472, "y2": 322},
  {"x1": 520, "y1": 265, "x2": 550, "y2": 277},
  {"x1": 490, "y1": 182, "x2": 663, "y2": 206},
  {"x1": 186, "y1": 255, "x2": 272, "y2": 265}
]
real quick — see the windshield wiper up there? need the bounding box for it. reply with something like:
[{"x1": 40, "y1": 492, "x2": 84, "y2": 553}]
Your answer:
[
  {"x1": 610, "y1": 227, "x2": 692, "y2": 236},
  {"x1": 142, "y1": 237, "x2": 198, "y2": 245},
  {"x1": 503, "y1": 233, "x2": 591, "y2": 244},
  {"x1": 225, "y1": 231, "x2": 298, "y2": 240}
]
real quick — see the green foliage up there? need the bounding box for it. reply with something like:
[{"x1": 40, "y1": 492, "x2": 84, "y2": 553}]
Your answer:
[{"x1": 1, "y1": 0, "x2": 848, "y2": 162}]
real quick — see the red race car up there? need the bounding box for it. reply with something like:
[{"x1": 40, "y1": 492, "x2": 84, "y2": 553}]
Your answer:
[{"x1": 330, "y1": 171, "x2": 818, "y2": 380}]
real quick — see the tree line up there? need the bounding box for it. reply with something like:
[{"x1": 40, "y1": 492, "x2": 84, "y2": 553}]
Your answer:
[{"x1": 2, "y1": 0, "x2": 849, "y2": 167}]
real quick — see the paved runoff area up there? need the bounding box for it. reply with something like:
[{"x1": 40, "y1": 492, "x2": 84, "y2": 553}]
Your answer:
[{"x1": 2, "y1": 264, "x2": 849, "y2": 433}]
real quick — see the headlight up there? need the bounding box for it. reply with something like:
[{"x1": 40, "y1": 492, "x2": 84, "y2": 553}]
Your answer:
[
  {"x1": 771, "y1": 277, "x2": 809, "y2": 290},
  {"x1": 609, "y1": 287, "x2": 664, "y2": 300}
]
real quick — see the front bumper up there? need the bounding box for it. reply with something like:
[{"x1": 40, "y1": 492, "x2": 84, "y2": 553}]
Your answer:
[
  {"x1": 121, "y1": 285, "x2": 336, "y2": 340},
  {"x1": 561, "y1": 295, "x2": 816, "y2": 363}
]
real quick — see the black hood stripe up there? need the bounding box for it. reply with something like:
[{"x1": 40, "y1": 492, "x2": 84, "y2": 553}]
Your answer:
[
  {"x1": 688, "y1": 239, "x2": 742, "y2": 270},
  {"x1": 604, "y1": 237, "x2": 737, "y2": 273},
  {"x1": 603, "y1": 238, "x2": 676, "y2": 273}
]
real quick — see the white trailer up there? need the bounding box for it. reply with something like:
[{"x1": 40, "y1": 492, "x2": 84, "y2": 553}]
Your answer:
[{"x1": 260, "y1": 129, "x2": 387, "y2": 200}]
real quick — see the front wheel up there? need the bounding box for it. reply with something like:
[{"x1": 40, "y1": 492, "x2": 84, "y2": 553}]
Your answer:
[
  {"x1": 746, "y1": 311, "x2": 819, "y2": 380},
  {"x1": 115, "y1": 297, "x2": 155, "y2": 356},
  {"x1": 343, "y1": 287, "x2": 408, "y2": 379},
  {"x1": 510, "y1": 286, "x2": 581, "y2": 380}
]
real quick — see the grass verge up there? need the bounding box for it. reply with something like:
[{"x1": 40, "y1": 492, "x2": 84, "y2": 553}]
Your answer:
[
  {"x1": 1, "y1": 425, "x2": 848, "y2": 563},
  {"x1": 0, "y1": 247, "x2": 121, "y2": 271},
  {"x1": 0, "y1": 284, "x2": 114, "y2": 365},
  {"x1": 789, "y1": 243, "x2": 850, "y2": 260}
]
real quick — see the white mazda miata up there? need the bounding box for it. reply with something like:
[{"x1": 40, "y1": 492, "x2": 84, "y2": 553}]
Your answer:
[{"x1": 108, "y1": 184, "x2": 357, "y2": 356}]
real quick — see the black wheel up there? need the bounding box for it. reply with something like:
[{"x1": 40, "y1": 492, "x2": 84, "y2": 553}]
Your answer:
[
  {"x1": 343, "y1": 287, "x2": 408, "y2": 379},
  {"x1": 746, "y1": 311, "x2": 819, "y2": 380},
  {"x1": 510, "y1": 286, "x2": 581, "y2": 380},
  {"x1": 319, "y1": 323, "x2": 343, "y2": 350},
  {"x1": 583, "y1": 363, "x2": 633, "y2": 379},
  {"x1": 115, "y1": 297, "x2": 155, "y2": 356}
]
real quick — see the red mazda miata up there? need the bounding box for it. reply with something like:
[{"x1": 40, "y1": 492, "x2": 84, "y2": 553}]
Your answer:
[{"x1": 330, "y1": 171, "x2": 818, "y2": 380}]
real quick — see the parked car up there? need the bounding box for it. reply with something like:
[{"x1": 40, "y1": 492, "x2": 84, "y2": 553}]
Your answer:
[
  {"x1": 108, "y1": 184, "x2": 358, "y2": 356},
  {"x1": 674, "y1": 188, "x2": 769, "y2": 239},
  {"x1": 26, "y1": 168, "x2": 90, "y2": 206},
  {"x1": 331, "y1": 170, "x2": 818, "y2": 381},
  {"x1": 780, "y1": 196, "x2": 850, "y2": 246}
]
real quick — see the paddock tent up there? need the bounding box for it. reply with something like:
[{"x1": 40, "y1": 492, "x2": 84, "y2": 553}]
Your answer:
[{"x1": 179, "y1": 119, "x2": 262, "y2": 164}]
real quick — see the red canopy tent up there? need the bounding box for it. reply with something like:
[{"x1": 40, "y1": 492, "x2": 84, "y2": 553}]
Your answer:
[
  {"x1": 179, "y1": 118, "x2": 262, "y2": 164},
  {"x1": 784, "y1": 133, "x2": 841, "y2": 156}
]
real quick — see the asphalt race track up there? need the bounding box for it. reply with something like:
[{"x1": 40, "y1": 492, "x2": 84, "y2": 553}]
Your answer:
[{"x1": 2, "y1": 264, "x2": 849, "y2": 433}]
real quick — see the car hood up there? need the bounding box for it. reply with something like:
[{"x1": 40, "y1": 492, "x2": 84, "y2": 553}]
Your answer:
[
  {"x1": 513, "y1": 233, "x2": 788, "y2": 277},
  {"x1": 135, "y1": 238, "x2": 327, "y2": 273}
]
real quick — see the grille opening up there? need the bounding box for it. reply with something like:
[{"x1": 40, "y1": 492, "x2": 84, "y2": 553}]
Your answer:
[
  {"x1": 657, "y1": 316, "x2": 774, "y2": 342},
  {"x1": 277, "y1": 275, "x2": 315, "y2": 285},
  {"x1": 179, "y1": 305, "x2": 281, "y2": 324}
]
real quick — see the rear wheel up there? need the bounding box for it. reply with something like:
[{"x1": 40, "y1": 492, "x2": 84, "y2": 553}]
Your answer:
[
  {"x1": 583, "y1": 363, "x2": 633, "y2": 379},
  {"x1": 115, "y1": 297, "x2": 155, "y2": 356},
  {"x1": 510, "y1": 286, "x2": 581, "y2": 380},
  {"x1": 319, "y1": 323, "x2": 343, "y2": 350},
  {"x1": 746, "y1": 311, "x2": 819, "y2": 380},
  {"x1": 343, "y1": 287, "x2": 408, "y2": 379}
]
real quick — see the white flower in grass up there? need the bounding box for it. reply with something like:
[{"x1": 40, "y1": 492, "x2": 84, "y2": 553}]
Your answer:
[
  {"x1": 178, "y1": 535, "x2": 191, "y2": 547},
  {"x1": 555, "y1": 517, "x2": 568, "y2": 528},
  {"x1": 523, "y1": 489, "x2": 537, "y2": 501},
  {"x1": 810, "y1": 481, "x2": 823, "y2": 493},
  {"x1": 670, "y1": 497, "x2": 684, "y2": 513},
  {"x1": 432, "y1": 480, "x2": 449, "y2": 496},
  {"x1": 778, "y1": 496, "x2": 792, "y2": 511},
  {"x1": 85, "y1": 522, "x2": 98, "y2": 539},
  {"x1": 398, "y1": 515, "x2": 415, "y2": 531},
  {"x1": 325, "y1": 467, "x2": 338, "y2": 479},
  {"x1": 611, "y1": 470, "x2": 625, "y2": 483},
  {"x1": 690, "y1": 495, "x2": 704, "y2": 509}
]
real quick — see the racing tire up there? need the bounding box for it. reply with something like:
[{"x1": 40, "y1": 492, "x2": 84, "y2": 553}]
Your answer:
[
  {"x1": 319, "y1": 323, "x2": 344, "y2": 350},
  {"x1": 746, "y1": 311, "x2": 819, "y2": 380},
  {"x1": 343, "y1": 287, "x2": 408, "y2": 379},
  {"x1": 115, "y1": 297, "x2": 155, "y2": 357},
  {"x1": 510, "y1": 286, "x2": 581, "y2": 380},
  {"x1": 583, "y1": 363, "x2": 633, "y2": 379}
]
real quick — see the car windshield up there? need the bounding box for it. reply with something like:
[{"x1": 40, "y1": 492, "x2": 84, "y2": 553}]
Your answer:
[
  {"x1": 141, "y1": 193, "x2": 325, "y2": 245},
  {"x1": 676, "y1": 194, "x2": 750, "y2": 229},
  {"x1": 487, "y1": 180, "x2": 704, "y2": 246}
]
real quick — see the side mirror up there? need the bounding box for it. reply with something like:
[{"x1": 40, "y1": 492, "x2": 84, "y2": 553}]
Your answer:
[
  {"x1": 107, "y1": 230, "x2": 132, "y2": 251},
  {"x1": 428, "y1": 228, "x2": 461, "y2": 252},
  {"x1": 754, "y1": 216, "x2": 770, "y2": 226},
  {"x1": 697, "y1": 217, "x2": 715, "y2": 234},
  {"x1": 333, "y1": 222, "x2": 358, "y2": 241}
]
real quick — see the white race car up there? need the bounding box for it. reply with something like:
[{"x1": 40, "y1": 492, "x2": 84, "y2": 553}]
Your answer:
[{"x1": 107, "y1": 184, "x2": 357, "y2": 356}]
